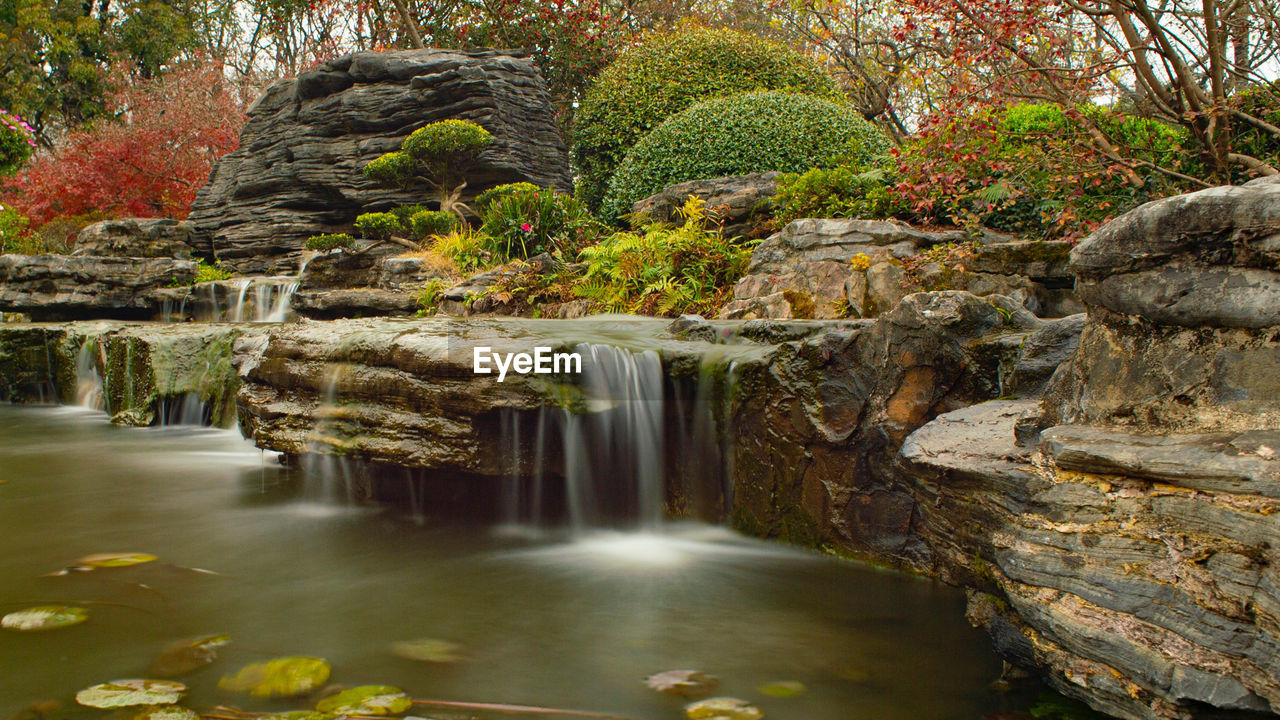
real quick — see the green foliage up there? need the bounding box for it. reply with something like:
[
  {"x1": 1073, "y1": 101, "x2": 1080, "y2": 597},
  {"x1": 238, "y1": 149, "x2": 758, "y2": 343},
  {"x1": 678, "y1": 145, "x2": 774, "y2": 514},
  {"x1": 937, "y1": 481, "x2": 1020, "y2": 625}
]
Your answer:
[
  {"x1": 402, "y1": 119, "x2": 493, "y2": 161},
  {"x1": 475, "y1": 182, "x2": 540, "y2": 212},
  {"x1": 305, "y1": 233, "x2": 355, "y2": 252},
  {"x1": 431, "y1": 229, "x2": 490, "y2": 272},
  {"x1": 218, "y1": 656, "x2": 331, "y2": 698},
  {"x1": 572, "y1": 26, "x2": 843, "y2": 212},
  {"x1": 363, "y1": 152, "x2": 416, "y2": 188},
  {"x1": 0, "y1": 110, "x2": 36, "y2": 175},
  {"x1": 194, "y1": 261, "x2": 232, "y2": 283},
  {"x1": 414, "y1": 279, "x2": 446, "y2": 317},
  {"x1": 0, "y1": 204, "x2": 35, "y2": 253},
  {"x1": 353, "y1": 212, "x2": 404, "y2": 241},
  {"x1": 390, "y1": 204, "x2": 432, "y2": 224},
  {"x1": 575, "y1": 198, "x2": 754, "y2": 316},
  {"x1": 478, "y1": 186, "x2": 600, "y2": 261},
  {"x1": 1232, "y1": 83, "x2": 1280, "y2": 171},
  {"x1": 409, "y1": 210, "x2": 458, "y2": 241},
  {"x1": 601, "y1": 91, "x2": 888, "y2": 222},
  {"x1": 774, "y1": 163, "x2": 909, "y2": 224}
]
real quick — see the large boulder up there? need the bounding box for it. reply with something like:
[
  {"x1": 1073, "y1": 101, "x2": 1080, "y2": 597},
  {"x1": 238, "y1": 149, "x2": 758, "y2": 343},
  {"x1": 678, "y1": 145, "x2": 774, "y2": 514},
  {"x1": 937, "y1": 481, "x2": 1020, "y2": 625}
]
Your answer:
[
  {"x1": 0, "y1": 254, "x2": 195, "y2": 320},
  {"x1": 187, "y1": 49, "x2": 572, "y2": 274},
  {"x1": 73, "y1": 218, "x2": 197, "y2": 259},
  {"x1": 1044, "y1": 183, "x2": 1280, "y2": 432},
  {"x1": 631, "y1": 172, "x2": 780, "y2": 238}
]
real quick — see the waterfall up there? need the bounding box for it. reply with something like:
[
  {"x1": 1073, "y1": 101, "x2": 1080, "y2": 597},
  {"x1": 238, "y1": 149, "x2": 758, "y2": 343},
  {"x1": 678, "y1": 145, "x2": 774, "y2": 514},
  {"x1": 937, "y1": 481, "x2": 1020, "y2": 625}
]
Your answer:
[
  {"x1": 302, "y1": 364, "x2": 361, "y2": 505},
  {"x1": 165, "y1": 277, "x2": 300, "y2": 322},
  {"x1": 74, "y1": 338, "x2": 105, "y2": 411},
  {"x1": 156, "y1": 392, "x2": 209, "y2": 426}
]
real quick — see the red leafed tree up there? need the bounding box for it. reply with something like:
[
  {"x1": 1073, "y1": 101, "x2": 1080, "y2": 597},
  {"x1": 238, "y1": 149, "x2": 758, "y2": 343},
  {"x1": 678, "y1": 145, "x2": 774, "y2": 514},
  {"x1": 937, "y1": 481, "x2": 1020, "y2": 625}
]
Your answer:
[{"x1": 2, "y1": 61, "x2": 246, "y2": 229}]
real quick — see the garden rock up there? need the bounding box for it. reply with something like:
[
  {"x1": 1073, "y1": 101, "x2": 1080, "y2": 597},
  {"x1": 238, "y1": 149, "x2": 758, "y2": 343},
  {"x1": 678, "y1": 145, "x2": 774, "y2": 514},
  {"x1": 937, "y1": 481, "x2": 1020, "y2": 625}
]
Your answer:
[
  {"x1": 187, "y1": 49, "x2": 572, "y2": 274},
  {"x1": 73, "y1": 219, "x2": 197, "y2": 259},
  {"x1": 632, "y1": 172, "x2": 781, "y2": 237}
]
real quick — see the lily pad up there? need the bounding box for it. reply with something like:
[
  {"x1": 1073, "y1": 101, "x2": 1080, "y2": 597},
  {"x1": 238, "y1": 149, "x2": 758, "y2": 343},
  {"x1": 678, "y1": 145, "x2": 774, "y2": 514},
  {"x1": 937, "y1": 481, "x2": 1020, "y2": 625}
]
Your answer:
[
  {"x1": 151, "y1": 634, "x2": 231, "y2": 677},
  {"x1": 75, "y1": 680, "x2": 186, "y2": 708},
  {"x1": 684, "y1": 697, "x2": 764, "y2": 720},
  {"x1": 265, "y1": 712, "x2": 335, "y2": 720},
  {"x1": 756, "y1": 681, "x2": 805, "y2": 698},
  {"x1": 315, "y1": 685, "x2": 412, "y2": 715},
  {"x1": 2, "y1": 606, "x2": 88, "y2": 631},
  {"x1": 129, "y1": 706, "x2": 199, "y2": 720},
  {"x1": 646, "y1": 670, "x2": 719, "y2": 698},
  {"x1": 79, "y1": 553, "x2": 158, "y2": 568},
  {"x1": 218, "y1": 657, "x2": 331, "y2": 698},
  {"x1": 390, "y1": 638, "x2": 462, "y2": 663}
]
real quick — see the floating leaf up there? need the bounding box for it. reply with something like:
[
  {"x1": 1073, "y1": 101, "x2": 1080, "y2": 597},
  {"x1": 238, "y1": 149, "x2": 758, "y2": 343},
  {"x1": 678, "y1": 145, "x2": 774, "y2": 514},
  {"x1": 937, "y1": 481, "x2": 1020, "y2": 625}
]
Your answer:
[
  {"x1": 390, "y1": 638, "x2": 462, "y2": 663},
  {"x1": 756, "y1": 681, "x2": 805, "y2": 698},
  {"x1": 75, "y1": 680, "x2": 186, "y2": 708},
  {"x1": 79, "y1": 553, "x2": 158, "y2": 568},
  {"x1": 646, "y1": 670, "x2": 719, "y2": 698},
  {"x1": 218, "y1": 657, "x2": 331, "y2": 698},
  {"x1": 2, "y1": 606, "x2": 88, "y2": 631},
  {"x1": 684, "y1": 697, "x2": 764, "y2": 720},
  {"x1": 266, "y1": 712, "x2": 334, "y2": 720},
  {"x1": 129, "y1": 705, "x2": 199, "y2": 720},
  {"x1": 151, "y1": 634, "x2": 231, "y2": 677},
  {"x1": 315, "y1": 686, "x2": 412, "y2": 715}
]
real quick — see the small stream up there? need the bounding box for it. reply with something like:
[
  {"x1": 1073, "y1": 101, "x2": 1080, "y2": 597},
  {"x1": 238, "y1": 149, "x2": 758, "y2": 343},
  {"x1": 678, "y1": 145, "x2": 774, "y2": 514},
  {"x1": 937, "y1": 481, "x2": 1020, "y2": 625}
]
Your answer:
[{"x1": 0, "y1": 405, "x2": 1045, "y2": 719}]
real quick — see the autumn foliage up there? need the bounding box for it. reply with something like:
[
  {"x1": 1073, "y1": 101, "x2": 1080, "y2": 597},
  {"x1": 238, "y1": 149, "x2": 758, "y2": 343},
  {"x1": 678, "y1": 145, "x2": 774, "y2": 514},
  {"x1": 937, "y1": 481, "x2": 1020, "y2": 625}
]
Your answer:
[{"x1": 1, "y1": 62, "x2": 245, "y2": 231}]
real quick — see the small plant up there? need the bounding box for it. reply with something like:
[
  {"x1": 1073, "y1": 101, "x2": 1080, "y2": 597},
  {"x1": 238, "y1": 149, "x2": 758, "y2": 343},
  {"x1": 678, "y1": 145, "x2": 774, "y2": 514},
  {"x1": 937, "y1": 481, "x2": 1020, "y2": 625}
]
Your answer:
[
  {"x1": 195, "y1": 260, "x2": 233, "y2": 283},
  {"x1": 353, "y1": 212, "x2": 404, "y2": 241},
  {"x1": 364, "y1": 119, "x2": 493, "y2": 221},
  {"x1": 409, "y1": 210, "x2": 458, "y2": 241},
  {"x1": 0, "y1": 204, "x2": 34, "y2": 254},
  {"x1": 0, "y1": 110, "x2": 37, "y2": 176},
  {"x1": 574, "y1": 197, "x2": 754, "y2": 316},
  {"x1": 415, "y1": 279, "x2": 446, "y2": 317},
  {"x1": 478, "y1": 186, "x2": 600, "y2": 262},
  {"x1": 390, "y1": 204, "x2": 432, "y2": 225},
  {"x1": 431, "y1": 228, "x2": 491, "y2": 273},
  {"x1": 305, "y1": 233, "x2": 356, "y2": 252},
  {"x1": 475, "y1": 182, "x2": 540, "y2": 212},
  {"x1": 849, "y1": 253, "x2": 872, "y2": 271}
]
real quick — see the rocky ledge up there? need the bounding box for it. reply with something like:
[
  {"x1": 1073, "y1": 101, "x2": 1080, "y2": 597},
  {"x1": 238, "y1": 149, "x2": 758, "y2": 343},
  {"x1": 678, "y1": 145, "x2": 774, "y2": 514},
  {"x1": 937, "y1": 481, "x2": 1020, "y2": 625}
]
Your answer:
[{"x1": 0, "y1": 254, "x2": 196, "y2": 320}]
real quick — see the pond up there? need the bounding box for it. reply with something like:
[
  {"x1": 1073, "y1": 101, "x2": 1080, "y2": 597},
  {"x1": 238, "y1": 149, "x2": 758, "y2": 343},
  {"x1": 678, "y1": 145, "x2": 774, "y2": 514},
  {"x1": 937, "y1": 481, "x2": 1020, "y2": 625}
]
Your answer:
[{"x1": 0, "y1": 404, "x2": 1042, "y2": 720}]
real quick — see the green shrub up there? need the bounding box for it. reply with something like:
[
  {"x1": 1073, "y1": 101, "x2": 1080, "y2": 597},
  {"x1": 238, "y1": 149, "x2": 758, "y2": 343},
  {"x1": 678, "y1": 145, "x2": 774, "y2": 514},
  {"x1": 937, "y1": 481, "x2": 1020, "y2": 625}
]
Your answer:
[
  {"x1": 0, "y1": 110, "x2": 36, "y2": 176},
  {"x1": 305, "y1": 233, "x2": 356, "y2": 252},
  {"x1": 364, "y1": 151, "x2": 416, "y2": 186},
  {"x1": 0, "y1": 204, "x2": 33, "y2": 253},
  {"x1": 391, "y1": 204, "x2": 432, "y2": 225},
  {"x1": 774, "y1": 163, "x2": 910, "y2": 224},
  {"x1": 432, "y1": 229, "x2": 490, "y2": 273},
  {"x1": 572, "y1": 26, "x2": 843, "y2": 212},
  {"x1": 601, "y1": 91, "x2": 888, "y2": 222},
  {"x1": 353, "y1": 212, "x2": 405, "y2": 241},
  {"x1": 478, "y1": 186, "x2": 600, "y2": 261},
  {"x1": 475, "y1": 182, "x2": 540, "y2": 212},
  {"x1": 363, "y1": 119, "x2": 493, "y2": 219},
  {"x1": 574, "y1": 197, "x2": 754, "y2": 316},
  {"x1": 195, "y1": 260, "x2": 233, "y2": 282},
  {"x1": 409, "y1": 210, "x2": 458, "y2": 240},
  {"x1": 402, "y1": 119, "x2": 493, "y2": 161},
  {"x1": 1229, "y1": 83, "x2": 1280, "y2": 174}
]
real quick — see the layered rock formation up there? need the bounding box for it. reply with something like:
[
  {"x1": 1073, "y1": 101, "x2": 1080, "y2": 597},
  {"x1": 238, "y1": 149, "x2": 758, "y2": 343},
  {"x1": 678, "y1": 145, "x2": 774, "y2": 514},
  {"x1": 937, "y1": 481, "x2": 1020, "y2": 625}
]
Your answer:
[
  {"x1": 187, "y1": 49, "x2": 573, "y2": 275},
  {"x1": 0, "y1": 254, "x2": 195, "y2": 320},
  {"x1": 719, "y1": 218, "x2": 1078, "y2": 320},
  {"x1": 0, "y1": 321, "x2": 260, "y2": 426},
  {"x1": 897, "y1": 181, "x2": 1280, "y2": 719},
  {"x1": 632, "y1": 172, "x2": 780, "y2": 238}
]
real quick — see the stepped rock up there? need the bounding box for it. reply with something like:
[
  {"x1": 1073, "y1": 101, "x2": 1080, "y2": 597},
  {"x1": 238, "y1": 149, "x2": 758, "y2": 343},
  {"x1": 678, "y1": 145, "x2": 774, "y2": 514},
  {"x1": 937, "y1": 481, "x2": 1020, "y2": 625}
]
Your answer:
[
  {"x1": 187, "y1": 49, "x2": 572, "y2": 274},
  {"x1": 0, "y1": 254, "x2": 195, "y2": 320}
]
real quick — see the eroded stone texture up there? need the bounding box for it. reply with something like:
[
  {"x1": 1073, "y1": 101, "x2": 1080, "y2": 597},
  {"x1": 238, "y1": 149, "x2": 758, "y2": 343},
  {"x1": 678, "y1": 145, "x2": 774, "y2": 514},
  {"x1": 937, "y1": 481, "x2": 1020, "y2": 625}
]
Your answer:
[
  {"x1": 631, "y1": 172, "x2": 780, "y2": 238},
  {"x1": 903, "y1": 401, "x2": 1280, "y2": 720},
  {"x1": 187, "y1": 49, "x2": 572, "y2": 274},
  {"x1": 0, "y1": 254, "x2": 195, "y2": 320},
  {"x1": 73, "y1": 218, "x2": 197, "y2": 259}
]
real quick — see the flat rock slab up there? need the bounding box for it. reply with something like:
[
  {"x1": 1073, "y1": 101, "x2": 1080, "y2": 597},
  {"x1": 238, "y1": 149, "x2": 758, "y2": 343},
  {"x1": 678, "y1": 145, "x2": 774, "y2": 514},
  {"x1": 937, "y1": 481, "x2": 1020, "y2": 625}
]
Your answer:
[
  {"x1": 187, "y1": 49, "x2": 572, "y2": 274},
  {"x1": 1042, "y1": 425, "x2": 1280, "y2": 498},
  {"x1": 0, "y1": 254, "x2": 195, "y2": 320}
]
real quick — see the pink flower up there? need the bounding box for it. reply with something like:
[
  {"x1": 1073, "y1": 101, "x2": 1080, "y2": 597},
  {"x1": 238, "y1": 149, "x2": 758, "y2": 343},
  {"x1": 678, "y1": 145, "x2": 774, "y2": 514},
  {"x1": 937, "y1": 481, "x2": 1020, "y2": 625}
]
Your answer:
[{"x1": 520, "y1": 222, "x2": 532, "y2": 232}]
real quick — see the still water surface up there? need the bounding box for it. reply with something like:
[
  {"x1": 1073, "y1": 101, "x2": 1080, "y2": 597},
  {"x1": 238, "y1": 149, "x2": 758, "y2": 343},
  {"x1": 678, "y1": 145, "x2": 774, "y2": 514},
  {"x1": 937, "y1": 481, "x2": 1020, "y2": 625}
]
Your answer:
[{"x1": 0, "y1": 405, "x2": 1029, "y2": 720}]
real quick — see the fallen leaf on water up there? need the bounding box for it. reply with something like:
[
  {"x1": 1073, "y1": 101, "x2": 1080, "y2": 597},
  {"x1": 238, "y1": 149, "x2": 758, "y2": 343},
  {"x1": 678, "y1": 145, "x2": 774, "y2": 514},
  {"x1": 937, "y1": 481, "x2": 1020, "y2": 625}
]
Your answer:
[
  {"x1": 390, "y1": 638, "x2": 462, "y2": 663},
  {"x1": 684, "y1": 697, "x2": 763, "y2": 720},
  {"x1": 315, "y1": 685, "x2": 412, "y2": 715},
  {"x1": 645, "y1": 670, "x2": 719, "y2": 698},
  {"x1": 75, "y1": 680, "x2": 186, "y2": 709},
  {"x1": 756, "y1": 681, "x2": 805, "y2": 698},
  {"x1": 45, "y1": 553, "x2": 158, "y2": 576},
  {"x1": 151, "y1": 634, "x2": 231, "y2": 677},
  {"x1": 1, "y1": 606, "x2": 88, "y2": 631},
  {"x1": 218, "y1": 657, "x2": 331, "y2": 698}
]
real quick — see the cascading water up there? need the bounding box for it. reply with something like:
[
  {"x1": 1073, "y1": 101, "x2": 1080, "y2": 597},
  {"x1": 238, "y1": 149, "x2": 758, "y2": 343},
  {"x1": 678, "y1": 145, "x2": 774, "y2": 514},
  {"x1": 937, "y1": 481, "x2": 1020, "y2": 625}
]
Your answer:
[
  {"x1": 226, "y1": 277, "x2": 300, "y2": 322},
  {"x1": 74, "y1": 338, "x2": 105, "y2": 411},
  {"x1": 302, "y1": 364, "x2": 361, "y2": 507}
]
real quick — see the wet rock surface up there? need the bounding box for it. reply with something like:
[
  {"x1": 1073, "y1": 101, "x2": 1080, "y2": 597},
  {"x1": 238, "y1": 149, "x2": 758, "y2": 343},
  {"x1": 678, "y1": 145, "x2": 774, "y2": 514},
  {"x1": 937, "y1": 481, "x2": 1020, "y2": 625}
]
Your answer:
[
  {"x1": 0, "y1": 254, "x2": 196, "y2": 320},
  {"x1": 187, "y1": 49, "x2": 572, "y2": 274}
]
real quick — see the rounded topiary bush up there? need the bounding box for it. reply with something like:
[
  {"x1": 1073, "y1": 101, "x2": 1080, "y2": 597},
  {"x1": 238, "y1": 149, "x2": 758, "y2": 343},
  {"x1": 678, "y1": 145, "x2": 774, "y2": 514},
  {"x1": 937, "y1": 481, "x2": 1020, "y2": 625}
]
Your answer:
[
  {"x1": 572, "y1": 27, "x2": 842, "y2": 212},
  {"x1": 601, "y1": 91, "x2": 889, "y2": 222},
  {"x1": 409, "y1": 210, "x2": 458, "y2": 240}
]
